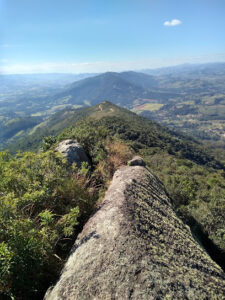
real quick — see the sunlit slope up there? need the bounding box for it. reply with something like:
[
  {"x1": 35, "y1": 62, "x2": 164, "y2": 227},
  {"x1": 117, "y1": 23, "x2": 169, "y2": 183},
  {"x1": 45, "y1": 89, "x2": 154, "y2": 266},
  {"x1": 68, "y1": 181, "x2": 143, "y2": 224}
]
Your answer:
[{"x1": 8, "y1": 101, "x2": 224, "y2": 171}]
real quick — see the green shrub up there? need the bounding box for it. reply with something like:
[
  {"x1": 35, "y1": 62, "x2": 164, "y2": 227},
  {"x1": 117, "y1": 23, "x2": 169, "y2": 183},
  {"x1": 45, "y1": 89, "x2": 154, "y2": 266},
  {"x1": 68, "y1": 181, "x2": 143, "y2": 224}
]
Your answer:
[{"x1": 0, "y1": 150, "x2": 95, "y2": 299}]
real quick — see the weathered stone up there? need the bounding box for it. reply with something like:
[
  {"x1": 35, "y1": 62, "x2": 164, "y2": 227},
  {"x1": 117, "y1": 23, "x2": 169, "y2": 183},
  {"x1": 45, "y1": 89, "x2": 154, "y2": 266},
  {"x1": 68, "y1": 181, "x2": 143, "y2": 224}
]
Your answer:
[
  {"x1": 55, "y1": 139, "x2": 90, "y2": 167},
  {"x1": 45, "y1": 165, "x2": 225, "y2": 300},
  {"x1": 128, "y1": 156, "x2": 146, "y2": 167}
]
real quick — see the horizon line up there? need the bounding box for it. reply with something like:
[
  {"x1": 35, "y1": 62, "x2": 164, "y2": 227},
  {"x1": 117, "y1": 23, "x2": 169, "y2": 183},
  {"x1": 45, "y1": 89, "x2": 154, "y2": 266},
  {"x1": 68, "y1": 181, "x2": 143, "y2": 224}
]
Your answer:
[{"x1": 0, "y1": 60, "x2": 224, "y2": 75}]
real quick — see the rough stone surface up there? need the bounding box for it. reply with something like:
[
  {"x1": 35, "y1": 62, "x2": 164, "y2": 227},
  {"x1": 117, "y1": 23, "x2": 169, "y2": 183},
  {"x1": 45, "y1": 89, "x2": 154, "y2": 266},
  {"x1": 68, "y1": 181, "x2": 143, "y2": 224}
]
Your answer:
[
  {"x1": 45, "y1": 166, "x2": 225, "y2": 300},
  {"x1": 128, "y1": 156, "x2": 146, "y2": 167},
  {"x1": 55, "y1": 139, "x2": 90, "y2": 167}
]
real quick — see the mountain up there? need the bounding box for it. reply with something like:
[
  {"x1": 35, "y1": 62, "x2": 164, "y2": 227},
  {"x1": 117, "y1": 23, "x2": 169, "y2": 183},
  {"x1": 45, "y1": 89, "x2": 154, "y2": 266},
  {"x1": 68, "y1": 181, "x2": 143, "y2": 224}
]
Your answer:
[
  {"x1": 142, "y1": 62, "x2": 225, "y2": 76},
  {"x1": 0, "y1": 71, "x2": 164, "y2": 149},
  {"x1": 8, "y1": 102, "x2": 224, "y2": 169},
  {"x1": 114, "y1": 71, "x2": 158, "y2": 89},
  {"x1": 2, "y1": 64, "x2": 225, "y2": 150},
  {"x1": 1, "y1": 62, "x2": 225, "y2": 159},
  {"x1": 52, "y1": 71, "x2": 151, "y2": 107},
  {"x1": 0, "y1": 71, "x2": 165, "y2": 148},
  {"x1": 51, "y1": 71, "x2": 177, "y2": 107},
  {"x1": 43, "y1": 101, "x2": 225, "y2": 270},
  {"x1": 1, "y1": 101, "x2": 225, "y2": 299}
]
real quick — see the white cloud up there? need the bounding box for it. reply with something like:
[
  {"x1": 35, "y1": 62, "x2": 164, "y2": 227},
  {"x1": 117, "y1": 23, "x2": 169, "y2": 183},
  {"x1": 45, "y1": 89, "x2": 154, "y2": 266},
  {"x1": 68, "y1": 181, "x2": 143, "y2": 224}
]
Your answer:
[{"x1": 164, "y1": 19, "x2": 182, "y2": 27}]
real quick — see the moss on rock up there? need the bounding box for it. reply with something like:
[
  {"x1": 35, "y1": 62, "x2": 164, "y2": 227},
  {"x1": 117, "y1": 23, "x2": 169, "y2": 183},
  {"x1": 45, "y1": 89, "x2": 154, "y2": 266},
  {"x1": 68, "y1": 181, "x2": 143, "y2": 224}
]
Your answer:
[{"x1": 45, "y1": 165, "x2": 225, "y2": 300}]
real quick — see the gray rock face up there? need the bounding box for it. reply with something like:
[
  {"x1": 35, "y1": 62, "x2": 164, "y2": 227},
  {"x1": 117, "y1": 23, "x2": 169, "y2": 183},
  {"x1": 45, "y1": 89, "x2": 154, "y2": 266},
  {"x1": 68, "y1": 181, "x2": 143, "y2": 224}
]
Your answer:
[
  {"x1": 128, "y1": 156, "x2": 146, "y2": 167},
  {"x1": 55, "y1": 139, "x2": 90, "y2": 167},
  {"x1": 45, "y1": 165, "x2": 225, "y2": 300}
]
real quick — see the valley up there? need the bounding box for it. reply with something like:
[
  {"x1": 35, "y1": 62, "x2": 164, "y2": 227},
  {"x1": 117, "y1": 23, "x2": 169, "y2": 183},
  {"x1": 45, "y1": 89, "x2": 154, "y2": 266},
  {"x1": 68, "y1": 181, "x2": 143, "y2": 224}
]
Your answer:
[{"x1": 0, "y1": 63, "x2": 225, "y2": 152}]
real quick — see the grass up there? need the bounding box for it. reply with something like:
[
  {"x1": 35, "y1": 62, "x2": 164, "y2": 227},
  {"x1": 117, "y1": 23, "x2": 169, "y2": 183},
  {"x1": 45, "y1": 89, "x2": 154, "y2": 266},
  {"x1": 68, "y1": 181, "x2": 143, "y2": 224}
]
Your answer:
[{"x1": 132, "y1": 103, "x2": 163, "y2": 113}]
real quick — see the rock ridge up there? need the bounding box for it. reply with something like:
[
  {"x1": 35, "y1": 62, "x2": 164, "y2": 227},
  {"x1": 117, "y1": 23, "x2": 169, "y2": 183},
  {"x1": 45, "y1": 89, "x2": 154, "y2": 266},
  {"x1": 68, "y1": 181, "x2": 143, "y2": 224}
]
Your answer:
[{"x1": 45, "y1": 164, "x2": 225, "y2": 300}]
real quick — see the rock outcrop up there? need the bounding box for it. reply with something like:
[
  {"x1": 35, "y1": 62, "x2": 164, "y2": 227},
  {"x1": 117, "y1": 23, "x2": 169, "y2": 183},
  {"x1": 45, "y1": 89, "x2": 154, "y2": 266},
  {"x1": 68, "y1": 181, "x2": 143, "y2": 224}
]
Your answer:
[
  {"x1": 128, "y1": 156, "x2": 146, "y2": 167},
  {"x1": 45, "y1": 163, "x2": 225, "y2": 299},
  {"x1": 55, "y1": 139, "x2": 90, "y2": 167}
]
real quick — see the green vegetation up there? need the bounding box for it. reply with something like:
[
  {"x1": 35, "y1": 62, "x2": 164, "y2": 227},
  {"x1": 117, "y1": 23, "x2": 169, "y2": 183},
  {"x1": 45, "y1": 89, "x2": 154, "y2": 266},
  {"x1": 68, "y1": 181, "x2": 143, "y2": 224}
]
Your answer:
[
  {"x1": 0, "y1": 116, "x2": 43, "y2": 147},
  {"x1": 0, "y1": 100, "x2": 225, "y2": 298},
  {"x1": 0, "y1": 113, "x2": 134, "y2": 299},
  {"x1": 0, "y1": 150, "x2": 95, "y2": 299},
  {"x1": 141, "y1": 151, "x2": 225, "y2": 251},
  {"x1": 77, "y1": 103, "x2": 224, "y2": 257},
  {"x1": 132, "y1": 103, "x2": 163, "y2": 113},
  {"x1": 7, "y1": 107, "x2": 91, "y2": 153}
]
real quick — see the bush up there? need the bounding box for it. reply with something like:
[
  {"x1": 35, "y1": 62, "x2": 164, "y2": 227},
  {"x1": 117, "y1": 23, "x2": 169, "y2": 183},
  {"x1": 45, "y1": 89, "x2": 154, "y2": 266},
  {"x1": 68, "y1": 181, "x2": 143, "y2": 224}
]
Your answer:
[{"x1": 0, "y1": 150, "x2": 95, "y2": 299}]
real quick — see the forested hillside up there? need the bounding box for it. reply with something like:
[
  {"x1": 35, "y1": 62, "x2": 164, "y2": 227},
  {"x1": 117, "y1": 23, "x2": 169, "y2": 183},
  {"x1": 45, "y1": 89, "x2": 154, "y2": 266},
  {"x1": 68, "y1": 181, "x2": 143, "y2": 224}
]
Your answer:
[{"x1": 0, "y1": 101, "x2": 224, "y2": 299}]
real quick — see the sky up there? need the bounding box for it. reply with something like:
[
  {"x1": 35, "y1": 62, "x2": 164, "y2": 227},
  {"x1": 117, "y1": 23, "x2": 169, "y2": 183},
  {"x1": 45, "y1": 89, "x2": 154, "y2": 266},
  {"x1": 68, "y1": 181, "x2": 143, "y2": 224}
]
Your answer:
[{"x1": 0, "y1": 0, "x2": 225, "y2": 74}]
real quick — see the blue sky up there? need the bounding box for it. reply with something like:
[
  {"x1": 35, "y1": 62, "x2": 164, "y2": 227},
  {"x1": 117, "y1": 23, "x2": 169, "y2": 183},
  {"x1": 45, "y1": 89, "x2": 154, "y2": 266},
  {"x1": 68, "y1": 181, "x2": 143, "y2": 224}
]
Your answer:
[{"x1": 0, "y1": 0, "x2": 225, "y2": 73}]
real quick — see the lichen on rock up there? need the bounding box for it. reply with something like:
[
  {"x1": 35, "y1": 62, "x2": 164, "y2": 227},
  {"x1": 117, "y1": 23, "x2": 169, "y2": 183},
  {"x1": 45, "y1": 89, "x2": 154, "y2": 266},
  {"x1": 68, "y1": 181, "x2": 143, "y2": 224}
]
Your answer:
[{"x1": 45, "y1": 165, "x2": 225, "y2": 300}]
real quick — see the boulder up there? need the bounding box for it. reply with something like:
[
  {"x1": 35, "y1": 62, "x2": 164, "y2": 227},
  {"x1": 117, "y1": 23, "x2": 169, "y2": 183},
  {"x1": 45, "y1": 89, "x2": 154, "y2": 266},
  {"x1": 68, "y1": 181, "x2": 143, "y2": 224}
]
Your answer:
[
  {"x1": 45, "y1": 165, "x2": 225, "y2": 300},
  {"x1": 128, "y1": 156, "x2": 146, "y2": 167},
  {"x1": 55, "y1": 139, "x2": 90, "y2": 167}
]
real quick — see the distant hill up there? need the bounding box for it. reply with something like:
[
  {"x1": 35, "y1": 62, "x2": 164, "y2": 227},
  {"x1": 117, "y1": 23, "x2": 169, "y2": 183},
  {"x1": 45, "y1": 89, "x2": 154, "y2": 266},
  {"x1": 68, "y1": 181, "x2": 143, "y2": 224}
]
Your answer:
[
  {"x1": 52, "y1": 72, "x2": 149, "y2": 107},
  {"x1": 9, "y1": 101, "x2": 224, "y2": 171},
  {"x1": 132, "y1": 63, "x2": 225, "y2": 146},
  {"x1": 51, "y1": 71, "x2": 176, "y2": 107},
  {"x1": 115, "y1": 71, "x2": 158, "y2": 89},
  {"x1": 142, "y1": 62, "x2": 225, "y2": 76}
]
